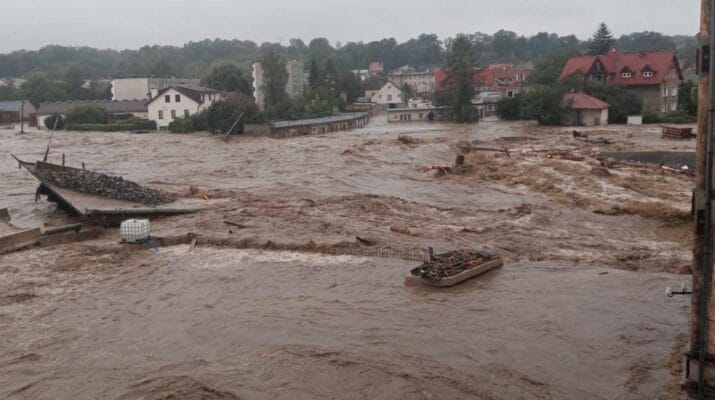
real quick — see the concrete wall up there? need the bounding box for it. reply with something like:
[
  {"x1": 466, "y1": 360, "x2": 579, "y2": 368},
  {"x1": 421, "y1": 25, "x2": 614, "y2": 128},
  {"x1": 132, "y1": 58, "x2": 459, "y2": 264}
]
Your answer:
[{"x1": 270, "y1": 115, "x2": 369, "y2": 137}]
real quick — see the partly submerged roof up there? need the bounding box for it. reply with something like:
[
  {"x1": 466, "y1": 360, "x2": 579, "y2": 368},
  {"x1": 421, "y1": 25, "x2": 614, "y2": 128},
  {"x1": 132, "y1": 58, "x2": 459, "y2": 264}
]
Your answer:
[
  {"x1": 563, "y1": 91, "x2": 610, "y2": 110},
  {"x1": 271, "y1": 113, "x2": 368, "y2": 129}
]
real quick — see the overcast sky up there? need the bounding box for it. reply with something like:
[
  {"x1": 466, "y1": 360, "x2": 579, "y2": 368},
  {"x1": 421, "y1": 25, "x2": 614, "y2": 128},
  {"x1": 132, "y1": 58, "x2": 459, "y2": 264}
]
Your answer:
[{"x1": 2, "y1": 0, "x2": 698, "y2": 53}]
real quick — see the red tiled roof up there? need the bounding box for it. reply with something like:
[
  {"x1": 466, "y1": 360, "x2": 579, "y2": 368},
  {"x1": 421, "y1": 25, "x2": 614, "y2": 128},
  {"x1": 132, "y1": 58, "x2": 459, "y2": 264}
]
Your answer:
[
  {"x1": 560, "y1": 49, "x2": 681, "y2": 86},
  {"x1": 563, "y1": 91, "x2": 610, "y2": 110},
  {"x1": 435, "y1": 65, "x2": 532, "y2": 92}
]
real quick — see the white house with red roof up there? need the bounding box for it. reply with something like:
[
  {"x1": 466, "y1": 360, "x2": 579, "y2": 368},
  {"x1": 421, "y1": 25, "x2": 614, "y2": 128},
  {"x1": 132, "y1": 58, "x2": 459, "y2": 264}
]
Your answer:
[
  {"x1": 560, "y1": 46, "x2": 682, "y2": 115},
  {"x1": 562, "y1": 91, "x2": 610, "y2": 126}
]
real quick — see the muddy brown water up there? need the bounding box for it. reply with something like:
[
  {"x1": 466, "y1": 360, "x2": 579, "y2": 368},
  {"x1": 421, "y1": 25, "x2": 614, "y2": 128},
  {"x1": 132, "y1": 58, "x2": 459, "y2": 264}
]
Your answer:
[{"x1": 0, "y1": 118, "x2": 697, "y2": 399}]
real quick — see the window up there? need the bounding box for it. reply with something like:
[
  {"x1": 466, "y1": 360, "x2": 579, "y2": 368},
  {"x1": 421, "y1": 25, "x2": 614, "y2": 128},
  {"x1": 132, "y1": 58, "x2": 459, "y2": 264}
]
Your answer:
[
  {"x1": 621, "y1": 72, "x2": 632, "y2": 79},
  {"x1": 164, "y1": 95, "x2": 171, "y2": 103},
  {"x1": 507, "y1": 91, "x2": 514, "y2": 98},
  {"x1": 487, "y1": 104, "x2": 496, "y2": 112},
  {"x1": 387, "y1": 94, "x2": 392, "y2": 101},
  {"x1": 175, "y1": 94, "x2": 181, "y2": 102},
  {"x1": 400, "y1": 114, "x2": 412, "y2": 121},
  {"x1": 184, "y1": 110, "x2": 190, "y2": 118},
  {"x1": 671, "y1": 102, "x2": 677, "y2": 111},
  {"x1": 158, "y1": 110, "x2": 164, "y2": 120},
  {"x1": 643, "y1": 71, "x2": 654, "y2": 78},
  {"x1": 171, "y1": 110, "x2": 176, "y2": 119},
  {"x1": 671, "y1": 87, "x2": 678, "y2": 97},
  {"x1": 662, "y1": 103, "x2": 667, "y2": 113}
]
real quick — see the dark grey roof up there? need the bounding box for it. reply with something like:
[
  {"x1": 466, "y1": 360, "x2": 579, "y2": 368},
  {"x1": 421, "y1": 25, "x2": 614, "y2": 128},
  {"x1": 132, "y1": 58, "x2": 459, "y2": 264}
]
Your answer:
[
  {"x1": 388, "y1": 106, "x2": 450, "y2": 112},
  {"x1": 38, "y1": 100, "x2": 147, "y2": 115},
  {"x1": 0, "y1": 100, "x2": 29, "y2": 112},
  {"x1": 271, "y1": 113, "x2": 368, "y2": 129},
  {"x1": 146, "y1": 86, "x2": 222, "y2": 105}
]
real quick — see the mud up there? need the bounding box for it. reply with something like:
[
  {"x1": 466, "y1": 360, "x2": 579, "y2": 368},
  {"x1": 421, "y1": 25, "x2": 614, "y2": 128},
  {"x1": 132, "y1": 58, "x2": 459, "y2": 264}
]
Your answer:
[{"x1": 0, "y1": 118, "x2": 696, "y2": 399}]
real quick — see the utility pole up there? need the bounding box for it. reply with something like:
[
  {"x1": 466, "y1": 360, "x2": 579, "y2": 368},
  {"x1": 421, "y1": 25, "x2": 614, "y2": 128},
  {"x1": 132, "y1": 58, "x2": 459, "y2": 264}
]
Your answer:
[
  {"x1": 19, "y1": 99, "x2": 25, "y2": 134},
  {"x1": 687, "y1": 0, "x2": 715, "y2": 398}
]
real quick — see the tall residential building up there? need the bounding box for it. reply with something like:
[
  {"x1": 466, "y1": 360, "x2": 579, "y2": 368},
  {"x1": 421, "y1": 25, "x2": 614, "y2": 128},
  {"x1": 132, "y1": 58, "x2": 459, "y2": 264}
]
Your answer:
[
  {"x1": 252, "y1": 60, "x2": 306, "y2": 111},
  {"x1": 111, "y1": 78, "x2": 201, "y2": 100}
]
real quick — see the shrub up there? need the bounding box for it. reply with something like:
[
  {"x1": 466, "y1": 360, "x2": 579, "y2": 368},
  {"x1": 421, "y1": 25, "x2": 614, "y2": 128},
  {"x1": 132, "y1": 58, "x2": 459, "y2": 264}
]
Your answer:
[
  {"x1": 43, "y1": 114, "x2": 64, "y2": 130},
  {"x1": 64, "y1": 105, "x2": 107, "y2": 125},
  {"x1": 168, "y1": 117, "x2": 194, "y2": 133},
  {"x1": 496, "y1": 95, "x2": 523, "y2": 120},
  {"x1": 191, "y1": 96, "x2": 263, "y2": 134}
]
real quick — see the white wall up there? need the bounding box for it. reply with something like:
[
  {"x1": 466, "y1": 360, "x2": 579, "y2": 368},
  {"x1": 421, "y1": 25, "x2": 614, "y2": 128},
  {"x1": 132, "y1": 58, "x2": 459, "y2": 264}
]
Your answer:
[
  {"x1": 147, "y1": 88, "x2": 225, "y2": 129},
  {"x1": 111, "y1": 78, "x2": 150, "y2": 100},
  {"x1": 371, "y1": 82, "x2": 403, "y2": 105}
]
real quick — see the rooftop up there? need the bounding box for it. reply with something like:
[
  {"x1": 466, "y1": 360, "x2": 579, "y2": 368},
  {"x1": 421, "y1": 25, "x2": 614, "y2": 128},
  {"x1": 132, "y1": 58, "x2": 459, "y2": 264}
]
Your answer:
[
  {"x1": 38, "y1": 99, "x2": 147, "y2": 115},
  {"x1": 563, "y1": 91, "x2": 610, "y2": 110},
  {"x1": 271, "y1": 113, "x2": 368, "y2": 129}
]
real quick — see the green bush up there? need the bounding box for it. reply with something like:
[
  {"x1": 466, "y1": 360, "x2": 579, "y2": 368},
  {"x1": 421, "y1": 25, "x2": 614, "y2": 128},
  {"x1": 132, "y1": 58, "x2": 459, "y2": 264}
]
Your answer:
[
  {"x1": 168, "y1": 117, "x2": 194, "y2": 133},
  {"x1": 64, "y1": 104, "x2": 107, "y2": 125},
  {"x1": 43, "y1": 114, "x2": 64, "y2": 130},
  {"x1": 663, "y1": 111, "x2": 696, "y2": 124},
  {"x1": 65, "y1": 119, "x2": 157, "y2": 132},
  {"x1": 496, "y1": 95, "x2": 524, "y2": 120}
]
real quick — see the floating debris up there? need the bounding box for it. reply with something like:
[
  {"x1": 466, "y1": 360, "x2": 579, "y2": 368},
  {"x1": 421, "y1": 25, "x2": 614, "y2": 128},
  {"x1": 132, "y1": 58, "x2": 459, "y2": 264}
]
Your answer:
[{"x1": 408, "y1": 250, "x2": 503, "y2": 287}]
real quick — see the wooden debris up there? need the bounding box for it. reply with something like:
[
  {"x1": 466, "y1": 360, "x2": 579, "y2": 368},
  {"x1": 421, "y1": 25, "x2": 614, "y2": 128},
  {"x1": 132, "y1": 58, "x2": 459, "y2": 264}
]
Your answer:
[{"x1": 662, "y1": 125, "x2": 695, "y2": 139}]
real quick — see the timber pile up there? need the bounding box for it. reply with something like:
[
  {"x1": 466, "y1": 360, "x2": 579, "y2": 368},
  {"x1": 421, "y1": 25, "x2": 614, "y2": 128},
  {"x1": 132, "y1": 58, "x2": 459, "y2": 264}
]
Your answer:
[
  {"x1": 662, "y1": 126, "x2": 695, "y2": 139},
  {"x1": 410, "y1": 250, "x2": 499, "y2": 282},
  {"x1": 29, "y1": 161, "x2": 175, "y2": 205}
]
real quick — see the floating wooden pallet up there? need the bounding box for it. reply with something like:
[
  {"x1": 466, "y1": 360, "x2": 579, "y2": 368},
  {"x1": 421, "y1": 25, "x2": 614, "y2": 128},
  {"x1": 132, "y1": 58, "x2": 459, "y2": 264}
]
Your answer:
[{"x1": 662, "y1": 126, "x2": 695, "y2": 139}]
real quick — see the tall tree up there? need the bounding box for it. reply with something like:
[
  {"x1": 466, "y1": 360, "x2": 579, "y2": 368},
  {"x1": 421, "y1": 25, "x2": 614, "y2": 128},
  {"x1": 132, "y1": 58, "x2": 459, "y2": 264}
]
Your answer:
[
  {"x1": 442, "y1": 34, "x2": 477, "y2": 123},
  {"x1": 589, "y1": 23, "x2": 615, "y2": 55},
  {"x1": 201, "y1": 62, "x2": 251, "y2": 95},
  {"x1": 260, "y1": 49, "x2": 289, "y2": 114}
]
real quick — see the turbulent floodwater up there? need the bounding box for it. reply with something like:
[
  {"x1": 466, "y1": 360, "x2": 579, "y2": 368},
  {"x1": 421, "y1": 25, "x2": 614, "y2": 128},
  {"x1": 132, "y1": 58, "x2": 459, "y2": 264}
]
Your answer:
[{"x1": 0, "y1": 118, "x2": 696, "y2": 399}]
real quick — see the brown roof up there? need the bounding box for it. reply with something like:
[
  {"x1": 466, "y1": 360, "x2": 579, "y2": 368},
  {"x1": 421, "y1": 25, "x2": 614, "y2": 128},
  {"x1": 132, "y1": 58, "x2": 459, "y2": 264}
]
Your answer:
[
  {"x1": 560, "y1": 49, "x2": 682, "y2": 86},
  {"x1": 563, "y1": 92, "x2": 610, "y2": 110},
  {"x1": 146, "y1": 86, "x2": 221, "y2": 105}
]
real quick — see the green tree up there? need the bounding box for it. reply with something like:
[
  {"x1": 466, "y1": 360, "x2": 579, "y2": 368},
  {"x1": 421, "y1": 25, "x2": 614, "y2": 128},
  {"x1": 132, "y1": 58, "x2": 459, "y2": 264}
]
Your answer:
[
  {"x1": 441, "y1": 34, "x2": 478, "y2": 123},
  {"x1": 19, "y1": 75, "x2": 70, "y2": 105},
  {"x1": 520, "y1": 86, "x2": 566, "y2": 125},
  {"x1": 588, "y1": 23, "x2": 615, "y2": 55},
  {"x1": 192, "y1": 96, "x2": 263, "y2": 133},
  {"x1": 401, "y1": 83, "x2": 414, "y2": 100},
  {"x1": 64, "y1": 104, "x2": 107, "y2": 125},
  {"x1": 260, "y1": 48, "x2": 289, "y2": 116},
  {"x1": 308, "y1": 57, "x2": 321, "y2": 89},
  {"x1": 679, "y1": 81, "x2": 697, "y2": 116},
  {"x1": 201, "y1": 62, "x2": 251, "y2": 95},
  {"x1": 531, "y1": 50, "x2": 578, "y2": 85}
]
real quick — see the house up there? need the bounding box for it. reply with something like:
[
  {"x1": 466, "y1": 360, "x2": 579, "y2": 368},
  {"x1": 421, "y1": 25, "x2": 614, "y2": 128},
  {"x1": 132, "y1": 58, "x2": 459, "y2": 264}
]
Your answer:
[
  {"x1": 473, "y1": 91, "x2": 502, "y2": 118},
  {"x1": 387, "y1": 107, "x2": 451, "y2": 123},
  {"x1": 252, "y1": 60, "x2": 306, "y2": 111},
  {"x1": 407, "y1": 98, "x2": 435, "y2": 109},
  {"x1": 370, "y1": 81, "x2": 404, "y2": 106},
  {"x1": 146, "y1": 86, "x2": 226, "y2": 130},
  {"x1": 434, "y1": 64, "x2": 533, "y2": 99},
  {"x1": 36, "y1": 100, "x2": 148, "y2": 128},
  {"x1": 369, "y1": 62, "x2": 384, "y2": 75},
  {"x1": 0, "y1": 100, "x2": 37, "y2": 124},
  {"x1": 111, "y1": 78, "x2": 201, "y2": 100},
  {"x1": 269, "y1": 113, "x2": 369, "y2": 137},
  {"x1": 559, "y1": 46, "x2": 683, "y2": 115},
  {"x1": 389, "y1": 66, "x2": 435, "y2": 96},
  {"x1": 561, "y1": 91, "x2": 610, "y2": 126},
  {"x1": 351, "y1": 69, "x2": 370, "y2": 81}
]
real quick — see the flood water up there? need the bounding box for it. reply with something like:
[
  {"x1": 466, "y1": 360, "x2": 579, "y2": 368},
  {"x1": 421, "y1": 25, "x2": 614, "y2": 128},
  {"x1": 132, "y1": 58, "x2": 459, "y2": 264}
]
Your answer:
[{"x1": 0, "y1": 118, "x2": 696, "y2": 399}]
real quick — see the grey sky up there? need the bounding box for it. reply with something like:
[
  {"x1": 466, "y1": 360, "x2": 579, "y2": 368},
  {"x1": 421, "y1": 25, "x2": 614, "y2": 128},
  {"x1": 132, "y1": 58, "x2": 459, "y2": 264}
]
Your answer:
[{"x1": 2, "y1": 0, "x2": 698, "y2": 53}]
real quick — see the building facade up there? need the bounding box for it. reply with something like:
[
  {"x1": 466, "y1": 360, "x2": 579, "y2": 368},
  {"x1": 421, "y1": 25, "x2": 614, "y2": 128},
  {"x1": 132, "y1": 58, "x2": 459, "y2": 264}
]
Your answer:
[
  {"x1": 146, "y1": 86, "x2": 226, "y2": 130},
  {"x1": 434, "y1": 64, "x2": 534, "y2": 100},
  {"x1": 387, "y1": 107, "x2": 450, "y2": 123},
  {"x1": 559, "y1": 47, "x2": 683, "y2": 115},
  {"x1": 269, "y1": 113, "x2": 369, "y2": 137},
  {"x1": 111, "y1": 78, "x2": 201, "y2": 101},
  {"x1": 389, "y1": 66, "x2": 435, "y2": 96},
  {"x1": 369, "y1": 81, "x2": 404, "y2": 106},
  {"x1": 252, "y1": 60, "x2": 306, "y2": 111}
]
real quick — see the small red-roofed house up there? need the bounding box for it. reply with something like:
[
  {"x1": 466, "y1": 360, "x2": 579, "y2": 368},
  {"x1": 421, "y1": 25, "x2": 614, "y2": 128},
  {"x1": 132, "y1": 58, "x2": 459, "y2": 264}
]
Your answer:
[{"x1": 561, "y1": 91, "x2": 610, "y2": 126}]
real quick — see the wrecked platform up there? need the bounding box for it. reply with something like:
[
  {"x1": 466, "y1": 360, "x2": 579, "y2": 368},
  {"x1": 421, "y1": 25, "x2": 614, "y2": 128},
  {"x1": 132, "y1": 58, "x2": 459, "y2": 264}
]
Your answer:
[{"x1": 13, "y1": 156, "x2": 200, "y2": 224}]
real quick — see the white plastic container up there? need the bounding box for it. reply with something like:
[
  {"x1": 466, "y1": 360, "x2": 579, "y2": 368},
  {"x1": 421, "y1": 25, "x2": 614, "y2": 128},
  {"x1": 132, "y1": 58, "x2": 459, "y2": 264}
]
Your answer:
[{"x1": 120, "y1": 219, "x2": 150, "y2": 243}]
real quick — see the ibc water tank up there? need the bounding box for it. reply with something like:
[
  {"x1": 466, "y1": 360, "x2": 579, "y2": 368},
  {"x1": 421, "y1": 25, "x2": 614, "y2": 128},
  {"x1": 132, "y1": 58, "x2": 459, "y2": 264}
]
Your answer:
[{"x1": 120, "y1": 219, "x2": 151, "y2": 243}]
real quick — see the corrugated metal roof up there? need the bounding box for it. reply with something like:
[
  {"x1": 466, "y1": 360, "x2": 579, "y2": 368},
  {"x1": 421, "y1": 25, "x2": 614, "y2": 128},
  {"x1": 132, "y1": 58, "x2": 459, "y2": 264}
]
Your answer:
[
  {"x1": 271, "y1": 113, "x2": 368, "y2": 129},
  {"x1": 37, "y1": 100, "x2": 147, "y2": 115}
]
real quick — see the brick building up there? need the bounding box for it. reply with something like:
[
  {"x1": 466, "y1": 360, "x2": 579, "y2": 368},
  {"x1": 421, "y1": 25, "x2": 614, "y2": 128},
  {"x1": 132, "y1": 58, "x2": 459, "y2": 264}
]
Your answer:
[{"x1": 559, "y1": 47, "x2": 683, "y2": 115}]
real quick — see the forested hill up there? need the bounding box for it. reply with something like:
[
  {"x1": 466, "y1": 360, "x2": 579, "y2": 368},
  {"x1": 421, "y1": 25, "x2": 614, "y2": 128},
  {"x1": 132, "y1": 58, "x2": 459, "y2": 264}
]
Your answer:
[{"x1": 0, "y1": 31, "x2": 696, "y2": 81}]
